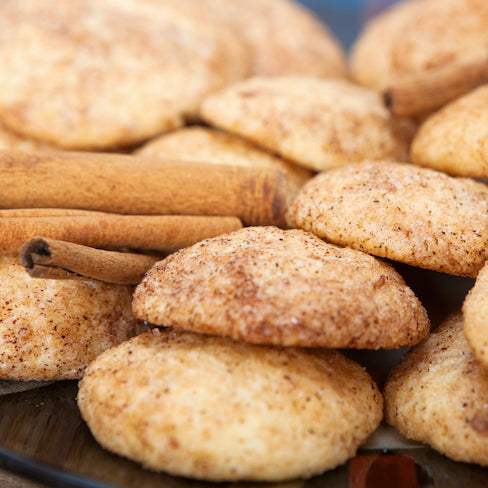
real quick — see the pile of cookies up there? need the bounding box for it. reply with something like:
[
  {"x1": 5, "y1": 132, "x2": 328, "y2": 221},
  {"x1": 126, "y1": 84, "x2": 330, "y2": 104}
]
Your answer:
[{"x1": 2, "y1": 0, "x2": 488, "y2": 483}]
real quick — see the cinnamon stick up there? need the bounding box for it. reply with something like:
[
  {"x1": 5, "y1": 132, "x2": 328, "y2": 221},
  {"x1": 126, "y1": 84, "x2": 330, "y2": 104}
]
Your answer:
[
  {"x1": 0, "y1": 214, "x2": 242, "y2": 255},
  {"x1": 0, "y1": 150, "x2": 288, "y2": 226},
  {"x1": 0, "y1": 208, "x2": 110, "y2": 218},
  {"x1": 384, "y1": 58, "x2": 488, "y2": 117},
  {"x1": 20, "y1": 237, "x2": 160, "y2": 284}
]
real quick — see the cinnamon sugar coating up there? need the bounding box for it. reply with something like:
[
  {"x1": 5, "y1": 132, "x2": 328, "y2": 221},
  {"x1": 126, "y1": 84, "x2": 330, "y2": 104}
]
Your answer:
[
  {"x1": 463, "y1": 262, "x2": 488, "y2": 368},
  {"x1": 78, "y1": 328, "x2": 383, "y2": 481},
  {"x1": 350, "y1": 0, "x2": 488, "y2": 90},
  {"x1": 0, "y1": 255, "x2": 147, "y2": 380},
  {"x1": 145, "y1": 0, "x2": 346, "y2": 78},
  {"x1": 385, "y1": 312, "x2": 488, "y2": 466},
  {"x1": 0, "y1": 0, "x2": 249, "y2": 149},
  {"x1": 0, "y1": 121, "x2": 53, "y2": 152},
  {"x1": 411, "y1": 85, "x2": 488, "y2": 178},
  {"x1": 132, "y1": 227, "x2": 429, "y2": 349},
  {"x1": 287, "y1": 160, "x2": 488, "y2": 277},
  {"x1": 200, "y1": 77, "x2": 414, "y2": 172}
]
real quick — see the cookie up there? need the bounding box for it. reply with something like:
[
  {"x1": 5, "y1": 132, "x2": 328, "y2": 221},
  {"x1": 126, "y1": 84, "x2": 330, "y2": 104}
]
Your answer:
[
  {"x1": 0, "y1": 0, "x2": 249, "y2": 149},
  {"x1": 411, "y1": 85, "x2": 488, "y2": 178},
  {"x1": 0, "y1": 121, "x2": 52, "y2": 152},
  {"x1": 0, "y1": 255, "x2": 147, "y2": 380},
  {"x1": 384, "y1": 312, "x2": 488, "y2": 466},
  {"x1": 78, "y1": 327, "x2": 383, "y2": 481},
  {"x1": 463, "y1": 261, "x2": 488, "y2": 368},
  {"x1": 287, "y1": 160, "x2": 488, "y2": 277},
  {"x1": 150, "y1": 0, "x2": 346, "y2": 78},
  {"x1": 132, "y1": 226, "x2": 429, "y2": 349},
  {"x1": 200, "y1": 77, "x2": 413, "y2": 171},
  {"x1": 136, "y1": 126, "x2": 313, "y2": 196},
  {"x1": 350, "y1": 0, "x2": 488, "y2": 90}
]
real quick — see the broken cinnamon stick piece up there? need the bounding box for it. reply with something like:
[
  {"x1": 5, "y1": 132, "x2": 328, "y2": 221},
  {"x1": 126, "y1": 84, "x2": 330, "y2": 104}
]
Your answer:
[
  {"x1": 384, "y1": 59, "x2": 488, "y2": 117},
  {"x1": 20, "y1": 237, "x2": 160, "y2": 285},
  {"x1": 0, "y1": 150, "x2": 288, "y2": 226},
  {"x1": 349, "y1": 455, "x2": 419, "y2": 488},
  {"x1": 0, "y1": 214, "x2": 242, "y2": 255}
]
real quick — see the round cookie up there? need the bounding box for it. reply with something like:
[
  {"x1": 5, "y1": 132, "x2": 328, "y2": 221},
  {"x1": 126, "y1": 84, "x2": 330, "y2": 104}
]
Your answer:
[
  {"x1": 384, "y1": 312, "x2": 488, "y2": 466},
  {"x1": 463, "y1": 261, "x2": 488, "y2": 368},
  {"x1": 78, "y1": 327, "x2": 383, "y2": 481},
  {"x1": 287, "y1": 160, "x2": 488, "y2": 277},
  {"x1": 0, "y1": 0, "x2": 249, "y2": 149},
  {"x1": 132, "y1": 226, "x2": 430, "y2": 349},
  {"x1": 136, "y1": 126, "x2": 313, "y2": 196},
  {"x1": 411, "y1": 85, "x2": 488, "y2": 178},
  {"x1": 350, "y1": 0, "x2": 488, "y2": 91},
  {"x1": 0, "y1": 121, "x2": 53, "y2": 152},
  {"x1": 200, "y1": 77, "x2": 414, "y2": 171},
  {"x1": 148, "y1": 0, "x2": 346, "y2": 78},
  {"x1": 0, "y1": 255, "x2": 147, "y2": 380}
]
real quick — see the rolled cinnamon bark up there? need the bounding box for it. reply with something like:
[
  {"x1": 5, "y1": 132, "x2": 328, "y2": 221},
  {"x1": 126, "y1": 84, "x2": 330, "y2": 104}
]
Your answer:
[
  {"x1": 20, "y1": 237, "x2": 160, "y2": 285},
  {"x1": 0, "y1": 208, "x2": 110, "y2": 217},
  {"x1": 0, "y1": 214, "x2": 242, "y2": 255},
  {"x1": 384, "y1": 59, "x2": 488, "y2": 117},
  {"x1": 0, "y1": 150, "x2": 288, "y2": 226}
]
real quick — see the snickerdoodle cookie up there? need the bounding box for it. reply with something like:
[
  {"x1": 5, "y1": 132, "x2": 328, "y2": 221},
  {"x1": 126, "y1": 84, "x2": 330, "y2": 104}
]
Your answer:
[
  {"x1": 463, "y1": 261, "x2": 488, "y2": 368},
  {"x1": 132, "y1": 226, "x2": 429, "y2": 349},
  {"x1": 0, "y1": 255, "x2": 147, "y2": 380},
  {"x1": 350, "y1": 0, "x2": 488, "y2": 91},
  {"x1": 384, "y1": 312, "x2": 488, "y2": 466},
  {"x1": 136, "y1": 126, "x2": 312, "y2": 196},
  {"x1": 200, "y1": 77, "x2": 413, "y2": 171},
  {"x1": 150, "y1": 0, "x2": 346, "y2": 78},
  {"x1": 411, "y1": 85, "x2": 488, "y2": 178},
  {"x1": 0, "y1": 121, "x2": 52, "y2": 152},
  {"x1": 78, "y1": 327, "x2": 383, "y2": 481},
  {"x1": 287, "y1": 160, "x2": 488, "y2": 277},
  {"x1": 0, "y1": 0, "x2": 248, "y2": 149}
]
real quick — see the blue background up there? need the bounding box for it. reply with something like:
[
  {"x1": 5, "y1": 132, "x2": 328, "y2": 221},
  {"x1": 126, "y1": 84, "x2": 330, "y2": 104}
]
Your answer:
[{"x1": 297, "y1": 0, "x2": 398, "y2": 49}]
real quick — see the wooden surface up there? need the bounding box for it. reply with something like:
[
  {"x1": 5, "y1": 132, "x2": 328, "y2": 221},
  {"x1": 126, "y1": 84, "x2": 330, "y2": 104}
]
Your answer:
[{"x1": 0, "y1": 468, "x2": 50, "y2": 488}]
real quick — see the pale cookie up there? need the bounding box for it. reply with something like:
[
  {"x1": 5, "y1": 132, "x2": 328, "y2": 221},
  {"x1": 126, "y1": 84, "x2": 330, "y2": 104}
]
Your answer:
[
  {"x1": 136, "y1": 126, "x2": 313, "y2": 196},
  {"x1": 384, "y1": 312, "x2": 488, "y2": 467},
  {"x1": 350, "y1": 0, "x2": 488, "y2": 90},
  {"x1": 149, "y1": 0, "x2": 346, "y2": 78},
  {"x1": 78, "y1": 328, "x2": 383, "y2": 481},
  {"x1": 411, "y1": 85, "x2": 488, "y2": 178},
  {"x1": 287, "y1": 160, "x2": 488, "y2": 277},
  {"x1": 0, "y1": 255, "x2": 147, "y2": 381},
  {"x1": 132, "y1": 227, "x2": 430, "y2": 349},
  {"x1": 0, "y1": 121, "x2": 52, "y2": 152},
  {"x1": 463, "y1": 261, "x2": 488, "y2": 368},
  {"x1": 200, "y1": 77, "x2": 414, "y2": 171},
  {"x1": 0, "y1": 0, "x2": 249, "y2": 149}
]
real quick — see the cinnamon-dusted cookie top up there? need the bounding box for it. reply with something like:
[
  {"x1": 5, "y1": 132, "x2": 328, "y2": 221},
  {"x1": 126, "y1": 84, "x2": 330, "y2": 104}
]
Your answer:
[
  {"x1": 0, "y1": 121, "x2": 53, "y2": 152},
  {"x1": 78, "y1": 328, "x2": 383, "y2": 481},
  {"x1": 384, "y1": 312, "x2": 488, "y2": 467},
  {"x1": 411, "y1": 85, "x2": 488, "y2": 178},
  {"x1": 147, "y1": 0, "x2": 346, "y2": 78},
  {"x1": 0, "y1": 0, "x2": 249, "y2": 150},
  {"x1": 136, "y1": 126, "x2": 313, "y2": 197},
  {"x1": 463, "y1": 262, "x2": 488, "y2": 368},
  {"x1": 287, "y1": 160, "x2": 488, "y2": 277},
  {"x1": 0, "y1": 255, "x2": 147, "y2": 381},
  {"x1": 350, "y1": 0, "x2": 488, "y2": 91},
  {"x1": 200, "y1": 77, "x2": 414, "y2": 172},
  {"x1": 132, "y1": 226, "x2": 429, "y2": 349}
]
